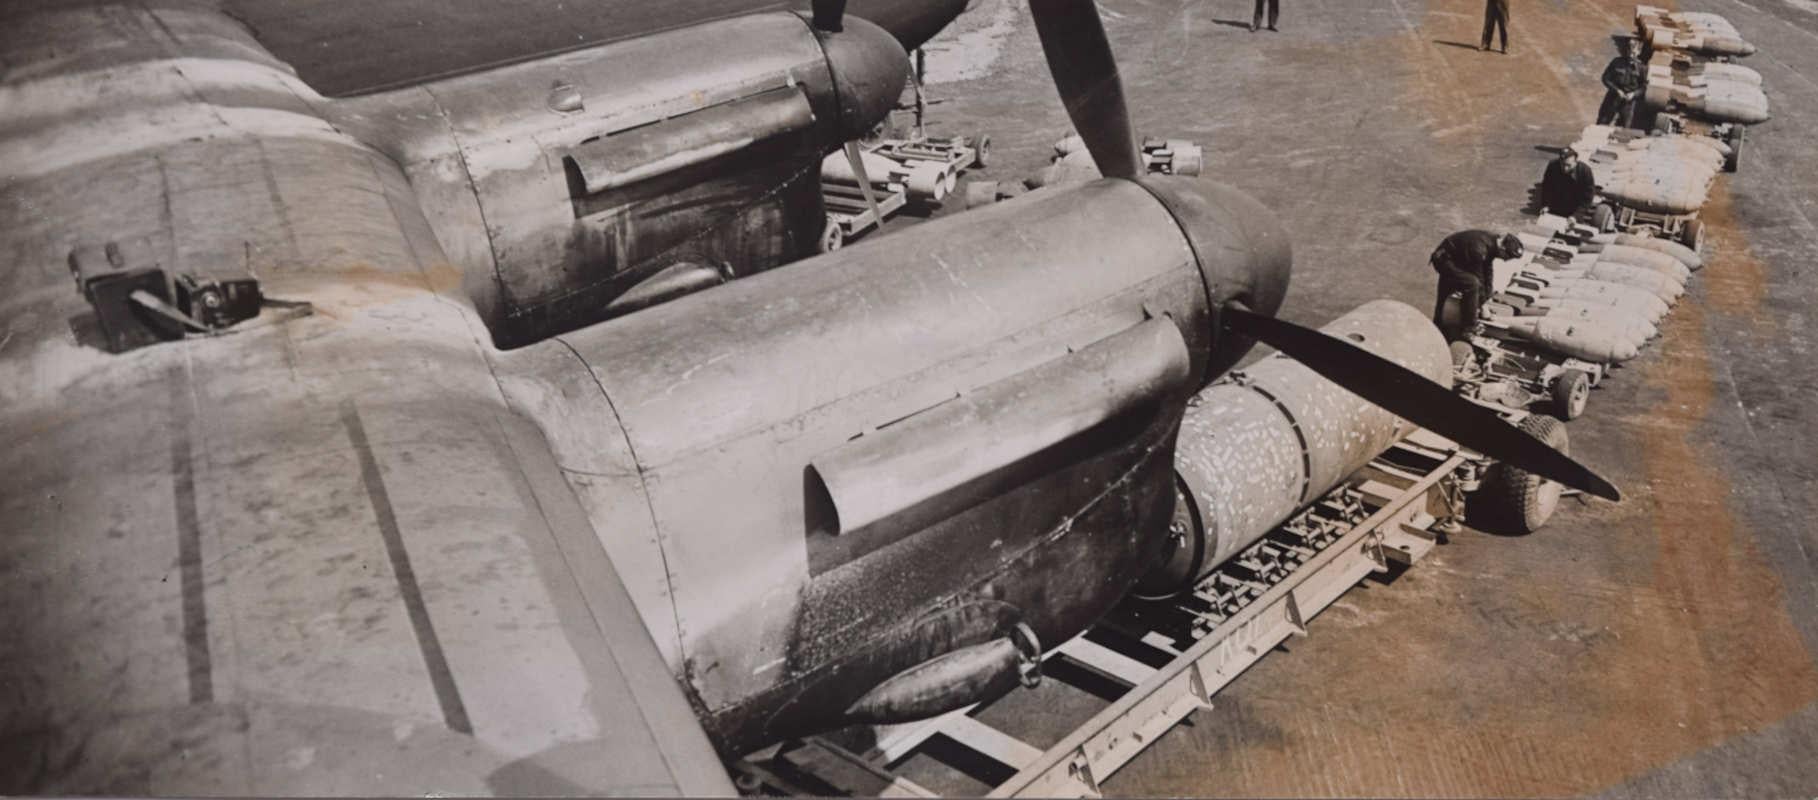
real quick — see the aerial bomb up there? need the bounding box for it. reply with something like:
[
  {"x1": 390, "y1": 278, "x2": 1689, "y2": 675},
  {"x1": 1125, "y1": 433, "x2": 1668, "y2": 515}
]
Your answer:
[
  {"x1": 1507, "y1": 300, "x2": 1659, "y2": 340},
  {"x1": 1496, "y1": 317, "x2": 1642, "y2": 363},
  {"x1": 1584, "y1": 262, "x2": 1685, "y2": 300},
  {"x1": 1694, "y1": 63, "x2": 1762, "y2": 87},
  {"x1": 1652, "y1": 54, "x2": 1764, "y2": 87},
  {"x1": 1637, "y1": 6, "x2": 1758, "y2": 58},
  {"x1": 1520, "y1": 277, "x2": 1674, "y2": 318},
  {"x1": 1594, "y1": 244, "x2": 1694, "y2": 283},
  {"x1": 1596, "y1": 168, "x2": 1716, "y2": 216},
  {"x1": 1613, "y1": 232, "x2": 1702, "y2": 270},
  {"x1": 1572, "y1": 132, "x2": 1723, "y2": 216},
  {"x1": 821, "y1": 149, "x2": 953, "y2": 202},
  {"x1": 1527, "y1": 294, "x2": 1666, "y2": 324},
  {"x1": 1163, "y1": 300, "x2": 1450, "y2": 578},
  {"x1": 1644, "y1": 80, "x2": 1771, "y2": 125},
  {"x1": 1527, "y1": 263, "x2": 1684, "y2": 303}
]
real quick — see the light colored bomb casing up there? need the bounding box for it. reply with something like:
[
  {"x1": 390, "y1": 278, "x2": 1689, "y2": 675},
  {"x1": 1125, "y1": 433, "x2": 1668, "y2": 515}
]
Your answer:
[{"x1": 1170, "y1": 300, "x2": 1450, "y2": 573}]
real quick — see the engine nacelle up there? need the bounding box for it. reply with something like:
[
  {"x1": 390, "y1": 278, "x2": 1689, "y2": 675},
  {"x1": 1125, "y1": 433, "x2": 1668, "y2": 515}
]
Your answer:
[
  {"x1": 336, "y1": 11, "x2": 913, "y2": 348},
  {"x1": 504, "y1": 175, "x2": 1291, "y2": 753}
]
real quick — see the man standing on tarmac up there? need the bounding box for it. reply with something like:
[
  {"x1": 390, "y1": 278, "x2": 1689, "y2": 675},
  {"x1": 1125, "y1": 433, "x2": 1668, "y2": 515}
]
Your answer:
[
  {"x1": 1251, "y1": 0, "x2": 1279, "y2": 32},
  {"x1": 1539, "y1": 147, "x2": 1598, "y2": 218},
  {"x1": 1431, "y1": 230, "x2": 1524, "y2": 342},
  {"x1": 1481, "y1": 0, "x2": 1510, "y2": 53},
  {"x1": 1598, "y1": 36, "x2": 1647, "y2": 127}
]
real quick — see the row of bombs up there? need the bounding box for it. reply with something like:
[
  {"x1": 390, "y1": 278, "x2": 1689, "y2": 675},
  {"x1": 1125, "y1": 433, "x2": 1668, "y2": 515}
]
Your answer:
[
  {"x1": 1477, "y1": 10, "x2": 1763, "y2": 377},
  {"x1": 1573, "y1": 124, "x2": 1729, "y2": 216},
  {"x1": 820, "y1": 147, "x2": 963, "y2": 204},
  {"x1": 962, "y1": 134, "x2": 1205, "y2": 208},
  {"x1": 1478, "y1": 216, "x2": 1706, "y2": 364},
  {"x1": 1644, "y1": 49, "x2": 1770, "y2": 125},
  {"x1": 1636, "y1": 5, "x2": 1756, "y2": 57},
  {"x1": 1141, "y1": 7, "x2": 1760, "y2": 581}
]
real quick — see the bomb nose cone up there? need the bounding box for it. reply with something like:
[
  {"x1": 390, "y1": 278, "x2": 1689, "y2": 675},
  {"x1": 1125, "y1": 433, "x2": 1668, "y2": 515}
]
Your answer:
[
  {"x1": 816, "y1": 14, "x2": 912, "y2": 140},
  {"x1": 840, "y1": 0, "x2": 971, "y2": 51},
  {"x1": 1135, "y1": 175, "x2": 1293, "y2": 379}
]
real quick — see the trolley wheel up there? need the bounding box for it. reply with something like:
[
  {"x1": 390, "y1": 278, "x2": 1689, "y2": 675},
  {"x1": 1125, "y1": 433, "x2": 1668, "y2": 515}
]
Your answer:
[
  {"x1": 1590, "y1": 203, "x2": 1616, "y2": 233},
  {"x1": 1679, "y1": 218, "x2": 1705, "y2": 252},
  {"x1": 1479, "y1": 414, "x2": 1570, "y2": 533},
  {"x1": 818, "y1": 219, "x2": 845, "y2": 253},
  {"x1": 1550, "y1": 368, "x2": 1591, "y2": 420},
  {"x1": 973, "y1": 133, "x2": 992, "y2": 168},
  {"x1": 1723, "y1": 127, "x2": 1743, "y2": 173},
  {"x1": 964, "y1": 180, "x2": 1001, "y2": 209},
  {"x1": 1171, "y1": 145, "x2": 1204, "y2": 177}
]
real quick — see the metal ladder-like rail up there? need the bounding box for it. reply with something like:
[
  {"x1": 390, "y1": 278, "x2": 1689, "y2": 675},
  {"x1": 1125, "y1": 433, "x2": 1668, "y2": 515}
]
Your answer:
[{"x1": 737, "y1": 430, "x2": 1467, "y2": 798}]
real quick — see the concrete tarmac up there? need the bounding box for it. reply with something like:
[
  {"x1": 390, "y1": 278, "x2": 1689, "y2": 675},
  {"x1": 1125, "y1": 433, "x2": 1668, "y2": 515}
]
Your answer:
[{"x1": 897, "y1": 0, "x2": 1818, "y2": 795}]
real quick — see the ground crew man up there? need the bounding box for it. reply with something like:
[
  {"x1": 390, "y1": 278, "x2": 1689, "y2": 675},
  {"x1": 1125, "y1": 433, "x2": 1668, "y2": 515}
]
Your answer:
[
  {"x1": 1431, "y1": 230, "x2": 1523, "y2": 341},
  {"x1": 1481, "y1": 0, "x2": 1510, "y2": 53},
  {"x1": 1251, "y1": 0, "x2": 1279, "y2": 32},
  {"x1": 1598, "y1": 37, "x2": 1646, "y2": 126},
  {"x1": 1539, "y1": 147, "x2": 1598, "y2": 218}
]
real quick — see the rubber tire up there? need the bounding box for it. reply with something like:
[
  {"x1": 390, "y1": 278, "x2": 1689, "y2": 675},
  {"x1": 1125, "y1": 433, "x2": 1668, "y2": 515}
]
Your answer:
[
  {"x1": 1551, "y1": 369, "x2": 1590, "y2": 420},
  {"x1": 818, "y1": 219, "x2": 844, "y2": 253},
  {"x1": 1483, "y1": 414, "x2": 1569, "y2": 533},
  {"x1": 1680, "y1": 218, "x2": 1705, "y2": 252},
  {"x1": 1723, "y1": 128, "x2": 1743, "y2": 173},
  {"x1": 974, "y1": 134, "x2": 992, "y2": 168},
  {"x1": 1590, "y1": 203, "x2": 1616, "y2": 234}
]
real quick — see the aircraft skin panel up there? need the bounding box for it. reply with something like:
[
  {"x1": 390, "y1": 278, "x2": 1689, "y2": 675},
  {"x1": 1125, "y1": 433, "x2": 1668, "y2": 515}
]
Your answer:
[
  {"x1": 214, "y1": 0, "x2": 963, "y2": 99},
  {"x1": 491, "y1": 343, "x2": 686, "y2": 671},
  {"x1": 0, "y1": 12, "x2": 732, "y2": 789},
  {"x1": 558, "y1": 180, "x2": 1207, "y2": 743}
]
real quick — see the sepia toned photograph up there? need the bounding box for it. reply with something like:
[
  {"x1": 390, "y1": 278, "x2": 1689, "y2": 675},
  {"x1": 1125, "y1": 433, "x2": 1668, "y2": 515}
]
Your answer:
[{"x1": 2, "y1": 0, "x2": 1813, "y2": 795}]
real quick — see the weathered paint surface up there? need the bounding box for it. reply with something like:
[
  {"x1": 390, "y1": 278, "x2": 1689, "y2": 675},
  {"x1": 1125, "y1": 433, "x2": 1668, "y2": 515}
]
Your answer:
[
  {"x1": 1176, "y1": 300, "x2": 1451, "y2": 568},
  {"x1": 553, "y1": 175, "x2": 1291, "y2": 750},
  {"x1": 1, "y1": 0, "x2": 1303, "y2": 783}
]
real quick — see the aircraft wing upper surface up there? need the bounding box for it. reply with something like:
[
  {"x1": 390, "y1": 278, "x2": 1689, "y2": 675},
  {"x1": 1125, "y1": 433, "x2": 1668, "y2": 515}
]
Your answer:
[
  {"x1": 0, "y1": 5, "x2": 732, "y2": 793},
  {"x1": 218, "y1": 0, "x2": 966, "y2": 97}
]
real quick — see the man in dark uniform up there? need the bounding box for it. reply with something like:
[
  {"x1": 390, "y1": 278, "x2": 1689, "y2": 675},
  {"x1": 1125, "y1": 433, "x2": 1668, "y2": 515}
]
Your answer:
[
  {"x1": 1251, "y1": 0, "x2": 1279, "y2": 32},
  {"x1": 1481, "y1": 0, "x2": 1510, "y2": 53},
  {"x1": 1538, "y1": 147, "x2": 1598, "y2": 218},
  {"x1": 1431, "y1": 230, "x2": 1523, "y2": 341},
  {"x1": 1598, "y1": 37, "x2": 1646, "y2": 127}
]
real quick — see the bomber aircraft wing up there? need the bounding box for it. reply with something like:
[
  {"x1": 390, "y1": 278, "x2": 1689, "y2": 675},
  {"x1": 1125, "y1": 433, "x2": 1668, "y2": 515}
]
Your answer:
[{"x1": 0, "y1": 3, "x2": 739, "y2": 794}]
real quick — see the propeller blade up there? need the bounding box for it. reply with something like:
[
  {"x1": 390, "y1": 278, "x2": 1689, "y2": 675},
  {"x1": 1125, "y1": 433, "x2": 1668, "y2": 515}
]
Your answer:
[
  {"x1": 843, "y1": 140, "x2": 886, "y2": 233},
  {"x1": 1029, "y1": 0, "x2": 1143, "y2": 179},
  {"x1": 1224, "y1": 306, "x2": 1622, "y2": 502},
  {"x1": 812, "y1": 0, "x2": 847, "y2": 31}
]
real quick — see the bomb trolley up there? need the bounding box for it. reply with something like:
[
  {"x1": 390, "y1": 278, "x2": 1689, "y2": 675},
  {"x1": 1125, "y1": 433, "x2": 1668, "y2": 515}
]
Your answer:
[
  {"x1": 820, "y1": 133, "x2": 990, "y2": 252},
  {"x1": 731, "y1": 424, "x2": 1568, "y2": 796},
  {"x1": 1435, "y1": 276, "x2": 1606, "y2": 426},
  {"x1": 1649, "y1": 109, "x2": 1744, "y2": 175},
  {"x1": 1448, "y1": 329, "x2": 1605, "y2": 424},
  {"x1": 1572, "y1": 127, "x2": 1712, "y2": 250}
]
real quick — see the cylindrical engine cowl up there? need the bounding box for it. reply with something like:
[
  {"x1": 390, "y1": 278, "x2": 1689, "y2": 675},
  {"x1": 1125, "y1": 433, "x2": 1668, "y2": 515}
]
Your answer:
[{"x1": 1173, "y1": 300, "x2": 1451, "y2": 571}]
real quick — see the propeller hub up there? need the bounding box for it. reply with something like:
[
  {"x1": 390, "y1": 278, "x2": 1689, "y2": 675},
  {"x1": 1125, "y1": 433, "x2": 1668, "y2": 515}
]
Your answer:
[{"x1": 1136, "y1": 175, "x2": 1292, "y2": 380}]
